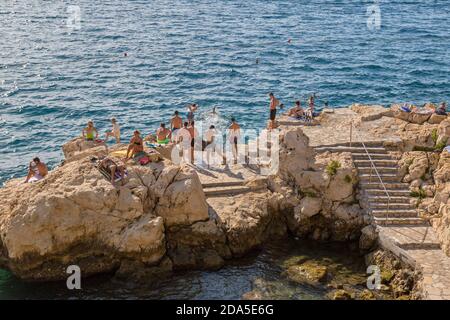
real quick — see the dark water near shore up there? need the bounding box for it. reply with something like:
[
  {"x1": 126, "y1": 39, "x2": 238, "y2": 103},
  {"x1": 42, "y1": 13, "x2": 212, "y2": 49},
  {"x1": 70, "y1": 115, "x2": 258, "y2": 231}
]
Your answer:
[{"x1": 0, "y1": 239, "x2": 370, "y2": 300}]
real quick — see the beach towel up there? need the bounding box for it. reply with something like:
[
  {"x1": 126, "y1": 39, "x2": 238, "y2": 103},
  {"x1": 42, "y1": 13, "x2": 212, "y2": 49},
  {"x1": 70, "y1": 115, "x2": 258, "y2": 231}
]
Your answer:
[
  {"x1": 110, "y1": 149, "x2": 128, "y2": 158},
  {"x1": 97, "y1": 164, "x2": 128, "y2": 183},
  {"x1": 400, "y1": 106, "x2": 411, "y2": 112}
]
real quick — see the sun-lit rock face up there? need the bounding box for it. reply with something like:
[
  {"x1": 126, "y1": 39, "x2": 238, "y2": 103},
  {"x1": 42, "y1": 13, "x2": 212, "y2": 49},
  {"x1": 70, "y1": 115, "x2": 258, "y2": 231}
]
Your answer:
[
  {"x1": 269, "y1": 127, "x2": 367, "y2": 242},
  {"x1": 0, "y1": 153, "x2": 221, "y2": 280}
]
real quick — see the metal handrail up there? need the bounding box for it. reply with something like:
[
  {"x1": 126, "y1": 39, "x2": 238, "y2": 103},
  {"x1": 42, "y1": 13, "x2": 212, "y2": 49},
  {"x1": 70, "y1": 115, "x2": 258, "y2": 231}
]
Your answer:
[{"x1": 350, "y1": 121, "x2": 391, "y2": 225}]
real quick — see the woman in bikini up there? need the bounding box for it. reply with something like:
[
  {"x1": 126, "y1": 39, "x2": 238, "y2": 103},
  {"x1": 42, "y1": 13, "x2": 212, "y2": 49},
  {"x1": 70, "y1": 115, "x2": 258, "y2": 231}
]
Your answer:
[
  {"x1": 82, "y1": 120, "x2": 98, "y2": 141},
  {"x1": 126, "y1": 130, "x2": 144, "y2": 159}
]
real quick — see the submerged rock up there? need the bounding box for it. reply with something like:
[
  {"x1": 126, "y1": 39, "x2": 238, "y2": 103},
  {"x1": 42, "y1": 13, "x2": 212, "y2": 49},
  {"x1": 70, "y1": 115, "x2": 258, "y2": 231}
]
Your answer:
[{"x1": 284, "y1": 260, "x2": 329, "y2": 285}]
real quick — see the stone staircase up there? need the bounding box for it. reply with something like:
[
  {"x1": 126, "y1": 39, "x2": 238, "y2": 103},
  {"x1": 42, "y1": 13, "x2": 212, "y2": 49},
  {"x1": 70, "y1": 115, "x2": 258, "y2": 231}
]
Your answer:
[
  {"x1": 202, "y1": 178, "x2": 267, "y2": 198},
  {"x1": 315, "y1": 142, "x2": 426, "y2": 226}
]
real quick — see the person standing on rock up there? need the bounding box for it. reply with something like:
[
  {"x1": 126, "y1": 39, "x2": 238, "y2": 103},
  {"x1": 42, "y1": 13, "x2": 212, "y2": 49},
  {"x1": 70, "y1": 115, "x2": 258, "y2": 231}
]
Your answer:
[
  {"x1": 170, "y1": 111, "x2": 183, "y2": 142},
  {"x1": 187, "y1": 103, "x2": 198, "y2": 124},
  {"x1": 177, "y1": 122, "x2": 192, "y2": 163},
  {"x1": 25, "y1": 157, "x2": 48, "y2": 183},
  {"x1": 269, "y1": 92, "x2": 280, "y2": 122},
  {"x1": 204, "y1": 125, "x2": 217, "y2": 167},
  {"x1": 104, "y1": 117, "x2": 121, "y2": 144},
  {"x1": 228, "y1": 118, "x2": 241, "y2": 164},
  {"x1": 188, "y1": 121, "x2": 199, "y2": 164}
]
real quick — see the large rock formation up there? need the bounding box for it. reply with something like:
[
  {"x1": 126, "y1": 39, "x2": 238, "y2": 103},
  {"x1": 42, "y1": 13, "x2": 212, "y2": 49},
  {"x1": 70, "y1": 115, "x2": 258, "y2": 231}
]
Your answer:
[
  {"x1": 0, "y1": 154, "x2": 227, "y2": 280},
  {"x1": 268, "y1": 127, "x2": 367, "y2": 242}
]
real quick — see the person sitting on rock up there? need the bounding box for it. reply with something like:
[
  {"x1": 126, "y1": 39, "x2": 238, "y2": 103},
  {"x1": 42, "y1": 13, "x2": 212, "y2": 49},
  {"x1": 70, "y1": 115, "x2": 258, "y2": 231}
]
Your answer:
[
  {"x1": 82, "y1": 120, "x2": 98, "y2": 141},
  {"x1": 288, "y1": 100, "x2": 304, "y2": 118},
  {"x1": 156, "y1": 123, "x2": 171, "y2": 145},
  {"x1": 436, "y1": 102, "x2": 447, "y2": 116},
  {"x1": 25, "y1": 157, "x2": 48, "y2": 183},
  {"x1": 99, "y1": 156, "x2": 126, "y2": 185},
  {"x1": 126, "y1": 130, "x2": 144, "y2": 159}
]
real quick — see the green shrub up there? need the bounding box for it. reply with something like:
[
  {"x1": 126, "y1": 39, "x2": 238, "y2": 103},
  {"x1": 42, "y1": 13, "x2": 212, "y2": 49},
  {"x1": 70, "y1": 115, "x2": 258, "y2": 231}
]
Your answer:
[
  {"x1": 410, "y1": 187, "x2": 426, "y2": 200},
  {"x1": 326, "y1": 160, "x2": 341, "y2": 176},
  {"x1": 435, "y1": 139, "x2": 448, "y2": 152},
  {"x1": 431, "y1": 128, "x2": 438, "y2": 144}
]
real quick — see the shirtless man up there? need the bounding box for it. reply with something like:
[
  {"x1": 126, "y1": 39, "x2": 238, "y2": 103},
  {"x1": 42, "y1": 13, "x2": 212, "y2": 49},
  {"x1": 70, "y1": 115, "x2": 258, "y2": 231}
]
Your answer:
[
  {"x1": 25, "y1": 157, "x2": 48, "y2": 183},
  {"x1": 187, "y1": 103, "x2": 198, "y2": 124},
  {"x1": 156, "y1": 123, "x2": 171, "y2": 144},
  {"x1": 288, "y1": 100, "x2": 304, "y2": 118},
  {"x1": 177, "y1": 122, "x2": 192, "y2": 163},
  {"x1": 269, "y1": 93, "x2": 280, "y2": 122},
  {"x1": 228, "y1": 118, "x2": 241, "y2": 164},
  {"x1": 188, "y1": 121, "x2": 199, "y2": 164},
  {"x1": 170, "y1": 111, "x2": 182, "y2": 142}
]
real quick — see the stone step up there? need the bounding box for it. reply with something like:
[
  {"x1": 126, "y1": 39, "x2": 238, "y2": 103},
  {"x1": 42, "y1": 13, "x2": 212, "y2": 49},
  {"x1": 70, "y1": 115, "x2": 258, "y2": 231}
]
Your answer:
[
  {"x1": 317, "y1": 141, "x2": 385, "y2": 148},
  {"x1": 374, "y1": 217, "x2": 426, "y2": 226},
  {"x1": 315, "y1": 146, "x2": 387, "y2": 154},
  {"x1": 360, "y1": 182, "x2": 409, "y2": 189},
  {"x1": 372, "y1": 209, "x2": 418, "y2": 218},
  {"x1": 369, "y1": 202, "x2": 415, "y2": 210},
  {"x1": 202, "y1": 180, "x2": 245, "y2": 188},
  {"x1": 352, "y1": 153, "x2": 392, "y2": 160},
  {"x1": 364, "y1": 189, "x2": 411, "y2": 196},
  {"x1": 358, "y1": 174, "x2": 400, "y2": 182},
  {"x1": 204, "y1": 185, "x2": 266, "y2": 197},
  {"x1": 354, "y1": 159, "x2": 398, "y2": 167},
  {"x1": 204, "y1": 185, "x2": 252, "y2": 197},
  {"x1": 367, "y1": 196, "x2": 412, "y2": 203},
  {"x1": 377, "y1": 226, "x2": 441, "y2": 250},
  {"x1": 357, "y1": 167, "x2": 399, "y2": 174}
]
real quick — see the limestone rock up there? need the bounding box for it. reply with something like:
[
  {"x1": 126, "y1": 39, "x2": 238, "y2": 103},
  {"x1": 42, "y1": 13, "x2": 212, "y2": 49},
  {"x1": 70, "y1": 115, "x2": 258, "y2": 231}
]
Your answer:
[
  {"x1": 284, "y1": 260, "x2": 329, "y2": 285},
  {"x1": 359, "y1": 225, "x2": 378, "y2": 250},
  {"x1": 0, "y1": 157, "x2": 220, "y2": 280},
  {"x1": 428, "y1": 113, "x2": 447, "y2": 125}
]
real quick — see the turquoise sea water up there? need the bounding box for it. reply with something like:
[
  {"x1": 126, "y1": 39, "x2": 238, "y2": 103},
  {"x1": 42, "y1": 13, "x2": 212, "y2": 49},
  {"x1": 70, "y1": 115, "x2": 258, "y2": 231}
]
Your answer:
[
  {"x1": 1, "y1": 0, "x2": 449, "y2": 183},
  {"x1": 0, "y1": 0, "x2": 449, "y2": 299}
]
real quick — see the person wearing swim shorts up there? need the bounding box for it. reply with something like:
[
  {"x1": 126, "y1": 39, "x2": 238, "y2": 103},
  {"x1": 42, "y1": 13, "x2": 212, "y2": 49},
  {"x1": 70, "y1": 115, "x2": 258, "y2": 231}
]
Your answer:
[
  {"x1": 178, "y1": 122, "x2": 192, "y2": 163},
  {"x1": 156, "y1": 123, "x2": 171, "y2": 145},
  {"x1": 228, "y1": 118, "x2": 241, "y2": 164},
  {"x1": 25, "y1": 157, "x2": 48, "y2": 183},
  {"x1": 269, "y1": 92, "x2": 279, "y2": 121},
  {"x1": 188, "y1": 121, "x2": 199, "y2": 164},
  {"x1": 82, "y1": 120, "x2": 98, "y2": 141},
  {"x1": 170, "y1": 110, "x2": 182, "y2": 142},
  {"x1": 204, "y1": 125, "x2": 217, "y2": 167},
  {"x1": 105, "y1": 117, "x2": 121, "y2": 144},
  {"x1": 187, "y1": 103, "x2": 198, "y2": 124},
  {"x1": 126, "y1": 130, "x2": 144, "y2": 159}
]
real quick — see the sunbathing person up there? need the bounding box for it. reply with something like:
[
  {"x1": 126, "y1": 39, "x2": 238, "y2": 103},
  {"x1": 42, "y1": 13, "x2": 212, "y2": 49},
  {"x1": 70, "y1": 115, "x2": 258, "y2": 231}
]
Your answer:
[
  {"x1": 99, "y1": 156, "x2": 126, "y2": 185},
  {"x1": 156, "y1": 123, "x2": 171, "y2": 144},
  {"x1": 25, "y1": 157, "x2": 48, "y2": 183},
  {"x1": 126, "y1": 130, "x2": 144, "y2": 159},
  {"x1": 288, "y1": 101, "x2": 304, "y2": 118},
  {"x1": 436, "y1": 102, "x2": 447, "y2": 116},
  {"x1": 82, "y1": 120, "x2": 98, "y2": 141}
]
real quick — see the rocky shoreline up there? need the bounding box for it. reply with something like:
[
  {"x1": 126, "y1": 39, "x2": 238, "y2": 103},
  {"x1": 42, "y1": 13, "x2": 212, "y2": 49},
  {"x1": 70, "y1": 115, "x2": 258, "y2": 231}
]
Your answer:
[{"x1": 0, "y1": 104, "x2": 449, "y2": 300}]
